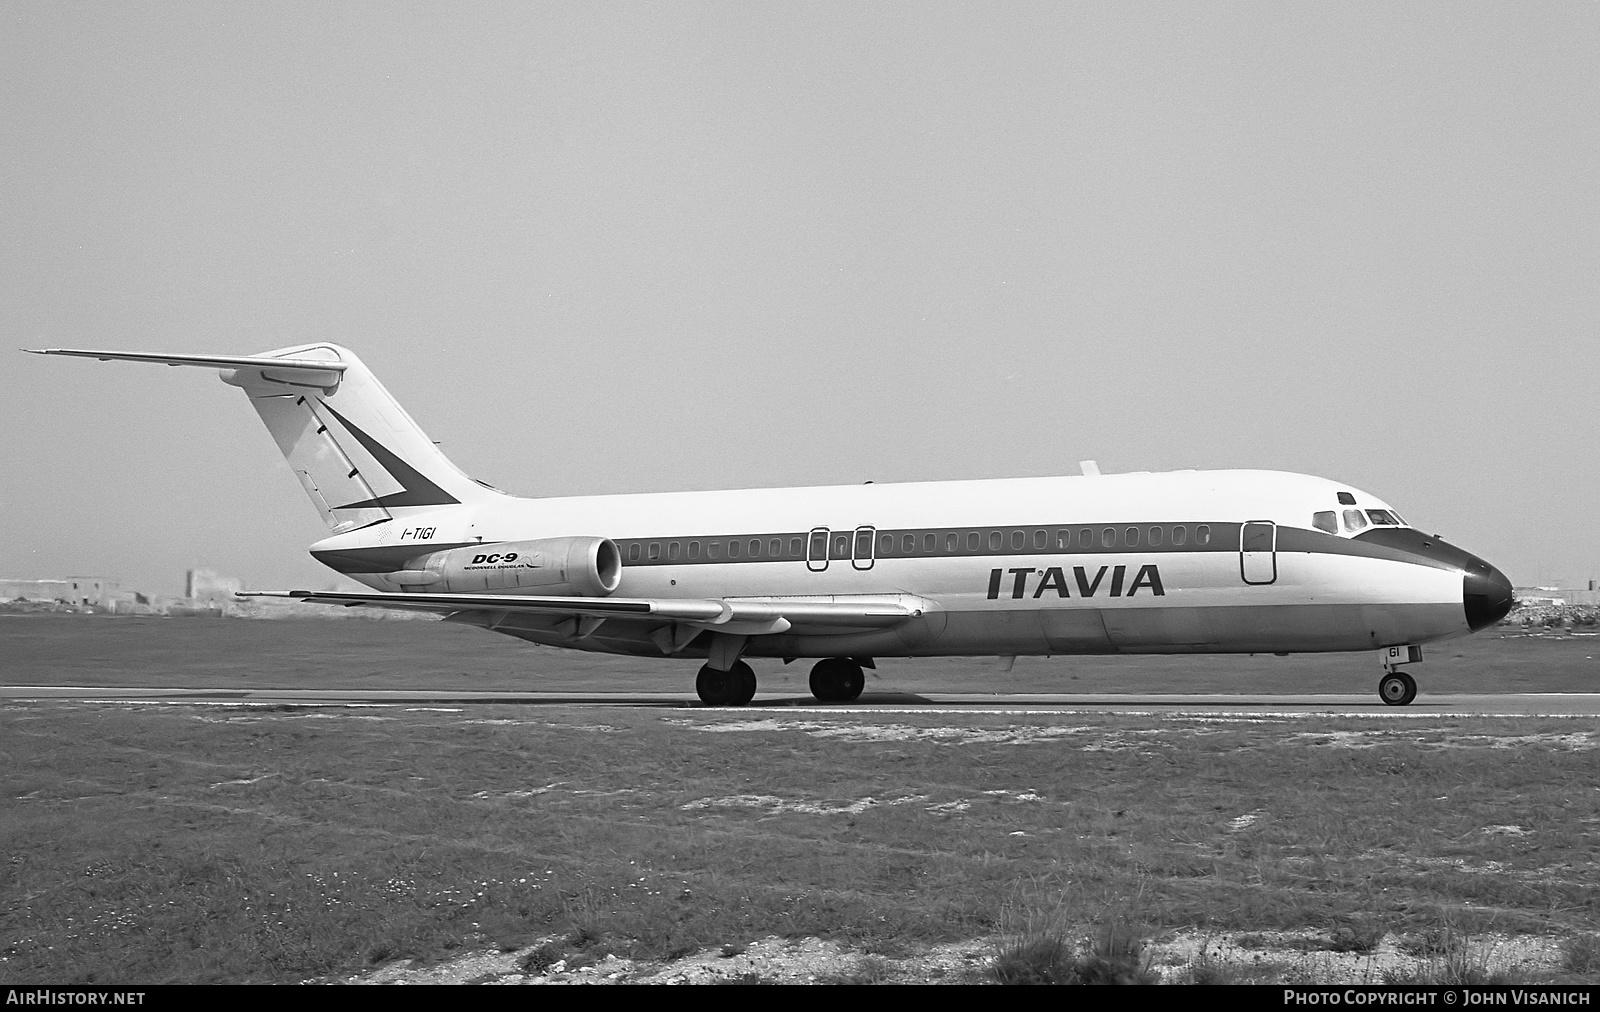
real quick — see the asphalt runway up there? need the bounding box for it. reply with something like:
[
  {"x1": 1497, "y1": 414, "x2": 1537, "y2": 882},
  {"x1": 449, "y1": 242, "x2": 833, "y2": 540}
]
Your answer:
[{"x1": 5, "y1": 685, "x2": 1600, "y2": 715}]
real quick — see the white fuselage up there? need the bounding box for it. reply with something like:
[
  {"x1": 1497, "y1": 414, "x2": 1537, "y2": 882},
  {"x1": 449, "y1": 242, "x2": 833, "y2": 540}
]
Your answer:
[{"x1": 312, "y1": 468, "x2": 1485, "y2": 661}]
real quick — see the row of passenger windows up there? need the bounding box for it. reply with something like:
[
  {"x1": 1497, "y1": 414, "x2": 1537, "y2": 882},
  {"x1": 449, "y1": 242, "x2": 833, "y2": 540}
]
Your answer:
[
  {"x1": 1311, "y1": 509, "x2": 1405, "y2": 535},
  {"x1": 621, "y1": 524, "x2": 1215, "y2": 563},
  {"x1": 877, "y1": 525, "x2": 1213, "y2": 554},
  {"x1": 625, "y1": 537, "x2": 802, "y2": 562}
]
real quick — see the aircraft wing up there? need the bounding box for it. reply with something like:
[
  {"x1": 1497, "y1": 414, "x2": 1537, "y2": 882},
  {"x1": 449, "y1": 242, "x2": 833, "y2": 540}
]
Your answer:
[{"x1": 239, "y1": 589, "x2": 925, "y2": 637}]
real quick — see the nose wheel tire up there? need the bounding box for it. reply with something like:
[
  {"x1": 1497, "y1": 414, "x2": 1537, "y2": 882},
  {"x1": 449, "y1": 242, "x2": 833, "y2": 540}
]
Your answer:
[
  {"x1": 809, "y1": 657, "x2": 866, "y2": 703},
  {"x1": 1379, "y1": 671, "x2": 1417, "y2": 706},
  {"x1": 697, "y1": 660, "x2": 757, "y2": 706}
]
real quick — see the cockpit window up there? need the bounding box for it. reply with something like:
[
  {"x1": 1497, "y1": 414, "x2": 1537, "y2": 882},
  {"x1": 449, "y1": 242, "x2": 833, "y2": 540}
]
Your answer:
[
  {"x1": 1337, "y1": 492, "x2": 1357, "y2": 505},
  {"x1": 1366, "y1": 509, "x2": 1401, "y2": 526},
  {"x1": 1312, "y1": 511, "x2": 1337, "y2": 534},
  {"x1": 1342, "y1": 509, "x2": 1368, "y2": 532}
]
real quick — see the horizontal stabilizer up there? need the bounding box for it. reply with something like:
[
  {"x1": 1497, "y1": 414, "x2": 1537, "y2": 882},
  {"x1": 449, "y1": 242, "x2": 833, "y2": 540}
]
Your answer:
[{"x1": 25, "y1": 348, "x2": 349, "y2": 374}]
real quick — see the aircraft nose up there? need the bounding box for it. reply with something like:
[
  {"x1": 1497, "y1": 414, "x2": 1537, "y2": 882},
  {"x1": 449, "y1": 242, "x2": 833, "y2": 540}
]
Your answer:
[{"x1": 1463, "y1": 558, "x2": 1514, "y2": 632}]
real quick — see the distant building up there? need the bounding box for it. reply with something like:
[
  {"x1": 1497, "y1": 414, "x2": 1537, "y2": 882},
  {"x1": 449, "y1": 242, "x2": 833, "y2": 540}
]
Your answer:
[
  {"x1": 186, "y1": 568, "x2": 243, "y2": 604},
  {"x1": 1511, "y1": 587, "x2": 1600, "y2": 613},
  {"x1": 1516, "y1": 591, "x2": 1566, "y2": 608},
  {"x1": 0, "y1": 577, "x2": 119, "y2": 607}
]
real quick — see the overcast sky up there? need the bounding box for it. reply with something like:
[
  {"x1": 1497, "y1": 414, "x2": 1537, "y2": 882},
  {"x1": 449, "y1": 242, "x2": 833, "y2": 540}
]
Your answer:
[{"x1": 2, "y1": 2, "x2": 1596, "y2": 597}]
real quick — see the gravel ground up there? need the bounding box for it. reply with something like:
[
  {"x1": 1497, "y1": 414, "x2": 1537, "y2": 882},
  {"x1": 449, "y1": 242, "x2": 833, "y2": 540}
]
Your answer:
[{"x1": 343, "y1": 929, "x2": 1572, "y2": 985}]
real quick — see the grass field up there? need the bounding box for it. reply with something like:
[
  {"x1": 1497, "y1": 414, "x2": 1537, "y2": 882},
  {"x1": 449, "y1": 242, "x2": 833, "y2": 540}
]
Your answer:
[
  {"x1": 3, "y1": 612, "x2": 1599, "y2": 696},
  {"x1": 3, "y1": 615, "x2": 1597, "y2": 984},
  {"x1": 3, "y1": 698, "x2": 1598, "y2": 983}
]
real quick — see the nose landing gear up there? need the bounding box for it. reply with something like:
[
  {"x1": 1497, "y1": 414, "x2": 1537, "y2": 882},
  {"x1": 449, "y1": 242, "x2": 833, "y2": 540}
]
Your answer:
[
  {"x1": 1379, "y1": 671, "x2": 1417, "y2": 706},
  {"x1": 1378, "y1": 644, "x2": 1422, "y2": 706}
]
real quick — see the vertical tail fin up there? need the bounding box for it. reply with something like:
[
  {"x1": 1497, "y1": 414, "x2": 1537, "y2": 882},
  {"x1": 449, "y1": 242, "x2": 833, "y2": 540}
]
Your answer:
[{"x1": 27, "y1": 343, "x2": 500, "y2": 530}]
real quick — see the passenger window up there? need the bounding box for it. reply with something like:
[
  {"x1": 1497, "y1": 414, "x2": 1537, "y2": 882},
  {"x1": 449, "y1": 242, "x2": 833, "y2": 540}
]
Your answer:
[
  {"x1": 1101, "y1": 528, "x2": 1116, "y2": 548},
  {"x1": 924, "y1": 533, "x2": 936, "y2": 552},
  {"x1": 628, "y1": 543, "x2": 640, "y2": 562},
  {"x1": 648, "y1": 542, "x2": 660, "y2": 560},
  {"x1": 880, "y1": 534, "x2": 893, "y2": 554},
  {"x1": 1011, "y1": 530, "x2": 1025, "y2": 550},
  {"x1": 789, "y1": 537, "x2": 802, "y2": 556},
  {"x1": 1366, "y1": 510, "x2": 1399, "y2": 526},
  {"x1": 1171, "y1": 525, "x2": 1187, "y2": 546},
  {"x1": 833, "y1": 534, "x2": 850, "y2": 558},
  {"x1": 1033, "y1": 529, "x2": 1047, "y2": 550},
  {"x1": 1079, "y1": 529, "x2": 1094, "y2": 548},
  {"x1": 689, "y1": 541, "x2": 701, "y2": 560},
  {"x1": 709, "y1": 541, "x2": 722, "y2": 559},
  {"x1": 904, "y1": 534, "x2": 915, "y2": 553},
  {"x1": 1056, "y1": 529, "x2": 1070, "y2": 550},
  {"x1": 809, "y1": 531, "x2": 827, "y2": 558},
  {"x1": 946, "y1": 533, "x2": 958, "y2": 553},
  {"x1": 1196, "y1": 525, "x2": 1211, "y2": 546},
  {"x1": 727, "y1": 540, "x2": 740, "y2": 558},
  {"x1": 749, "y1": 539, "x2": 761, "y2": 556},
  {"x1": 1312, "y1": 511, "x2": 1337, "y2": 535},
  {"x1": 989, "y1": 531, "x2": 1003, "y2": 551},
  {"x1": 1125, "y1": 527, "x2": 1140, "y2": 547},
  {"x1": 1148, "y1": 526, "x2": 1163, "y2": 546},
  {"x1": 967, "y1": 531, "x2": 980, "y2": 551},
  {"x1": 669, "y1": 541, "x2": 681, "y2": 560},
  {"x1": 770, "y1": 539, "x2": 781, "y2": 557},
  {"x1": 1343, "y1": 510, "x2": 1367, "y2": 532}
]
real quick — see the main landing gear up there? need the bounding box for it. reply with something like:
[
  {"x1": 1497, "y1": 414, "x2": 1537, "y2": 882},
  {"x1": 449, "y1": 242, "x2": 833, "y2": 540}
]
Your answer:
[
  {"x1": 693, "y1": 656, "x2": 869, "y2": 706},
  {"x1": 696, "y1": 660, "x2": 756, "y2": 707},
  {"x1": 1377, "y1": 644, "x2": 1422, "y2": 706},
  {"x1": 809, "y1": 657, "x2": 865, "y2": 703}
]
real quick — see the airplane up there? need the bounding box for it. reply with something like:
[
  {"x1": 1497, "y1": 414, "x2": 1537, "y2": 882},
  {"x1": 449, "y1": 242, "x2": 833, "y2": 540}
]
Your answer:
[{"x1": 27, "y1": 343, "x2": 1514, "y2": 707}]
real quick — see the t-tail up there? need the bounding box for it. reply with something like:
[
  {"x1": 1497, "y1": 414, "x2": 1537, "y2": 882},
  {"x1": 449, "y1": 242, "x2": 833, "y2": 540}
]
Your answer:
[{"x1": 25, "y1": 344, "x2": 500, "y2": 531}]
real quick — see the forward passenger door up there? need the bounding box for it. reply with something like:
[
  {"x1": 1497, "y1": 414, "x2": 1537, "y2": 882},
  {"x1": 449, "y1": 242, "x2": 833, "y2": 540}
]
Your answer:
[{"x1": 1240, "y1": 521, "x2": 1277, "y2": 585}]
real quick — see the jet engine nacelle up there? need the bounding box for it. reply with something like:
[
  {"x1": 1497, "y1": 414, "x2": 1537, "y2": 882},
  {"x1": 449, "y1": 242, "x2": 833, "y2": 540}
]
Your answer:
[{"x1": 384, "y1": 537, "x2": 622, "y2": 596}]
